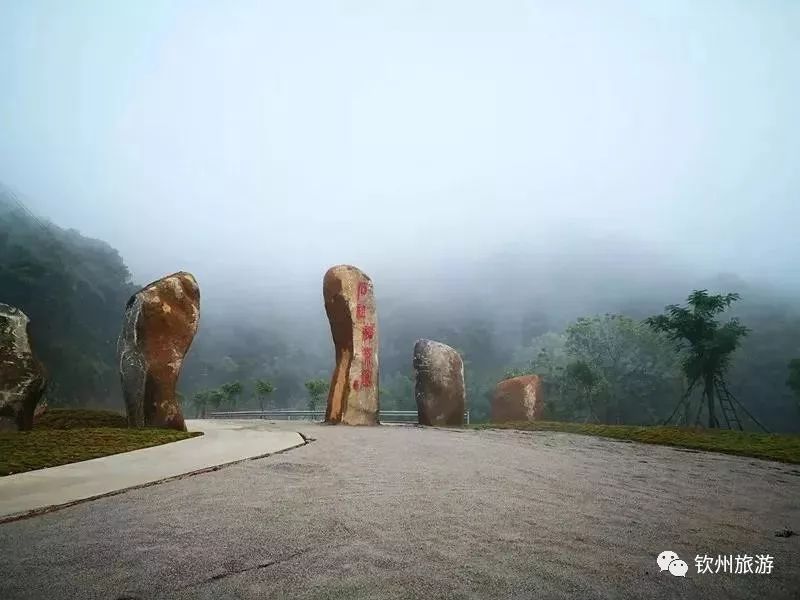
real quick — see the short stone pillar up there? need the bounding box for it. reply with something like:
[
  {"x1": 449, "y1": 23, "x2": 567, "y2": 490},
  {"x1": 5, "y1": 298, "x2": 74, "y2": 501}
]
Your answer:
[
  {"x1": 323, "y1": 265, "x2": 379, "y2": 425},
  {"x1": 0, "y1": 304, "x2": 46, "y2": 431},
  {"x1": 413, "y1": 339, "x2": 465, "y2": 426},
  {"x1": 491, "y1": 375, "x2": 544, "y2": 423},
  {"x1": 118, "y1": 271, "x2": 200, "y2": 431}
]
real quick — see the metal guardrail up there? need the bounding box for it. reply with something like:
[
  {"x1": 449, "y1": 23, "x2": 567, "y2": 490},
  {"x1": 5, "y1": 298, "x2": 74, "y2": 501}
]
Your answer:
[
  {"x1": 207, "y1": 409, "x2": 470, "y2": 424},
  {"x1": 208, "y1": 410, "x2": 324, "y2": 421}
]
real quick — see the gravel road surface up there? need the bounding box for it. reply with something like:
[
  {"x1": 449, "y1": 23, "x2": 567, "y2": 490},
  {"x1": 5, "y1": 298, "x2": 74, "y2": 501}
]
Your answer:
[{"x1": 0, "y1": 422, "x2": 798, "y2": 599}]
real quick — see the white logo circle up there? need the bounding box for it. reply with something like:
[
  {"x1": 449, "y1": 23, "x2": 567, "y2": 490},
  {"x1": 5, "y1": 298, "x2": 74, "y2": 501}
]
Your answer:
[
  {"x1": 669, "y1": 559, "x2": 689, "y2": 577},
  {"x1": 657, "y1": 551, "x2": 680, "y2": 572}
]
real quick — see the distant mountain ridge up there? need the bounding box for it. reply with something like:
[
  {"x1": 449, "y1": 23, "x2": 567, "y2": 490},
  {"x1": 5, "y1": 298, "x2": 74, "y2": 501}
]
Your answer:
[{"x1": 0, "y1": 186, "x2": 137, "y2": 407}]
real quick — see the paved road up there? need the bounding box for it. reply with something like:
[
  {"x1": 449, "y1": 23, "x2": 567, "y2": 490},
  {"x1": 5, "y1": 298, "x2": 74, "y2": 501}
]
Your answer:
[
  {"x1": 0, "y1": 422, "x2": 798, "y2": 599},
  {"x1": 0, "y1": 420, "x2": 305, "y2": 520}
]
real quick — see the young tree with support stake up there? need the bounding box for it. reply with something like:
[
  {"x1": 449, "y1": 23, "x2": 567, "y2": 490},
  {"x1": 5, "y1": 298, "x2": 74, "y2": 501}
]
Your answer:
[{"x1": 645, "y1": 290, "x2": 764, "y2": 430}]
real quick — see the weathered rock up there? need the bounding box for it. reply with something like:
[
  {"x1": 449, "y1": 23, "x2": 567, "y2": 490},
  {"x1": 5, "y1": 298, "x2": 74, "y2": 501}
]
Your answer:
[
  {"x1": 323, "y1": 265, "x2": 379, "y2": 425},
  {"x1": 118, "y1": 271, "x2": 200, "y2": 431},
  {"x1": 413, "y1": 339, "x2": 465, "y2": 426},
  {"x1": 0, "y1": 304, "x2": 46, "y2": 431},
  {"x1": 491, "y1": 375, "x2": 545, "y2": 423},
  {"x1": 33, "y1": 400, "x2": 48, "y2": 420}
]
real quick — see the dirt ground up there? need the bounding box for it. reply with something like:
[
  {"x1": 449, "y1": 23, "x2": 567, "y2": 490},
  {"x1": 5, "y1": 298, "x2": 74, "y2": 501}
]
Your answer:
[{"x1": 0, "y1": 422, "x2": 798, "y2": 599}]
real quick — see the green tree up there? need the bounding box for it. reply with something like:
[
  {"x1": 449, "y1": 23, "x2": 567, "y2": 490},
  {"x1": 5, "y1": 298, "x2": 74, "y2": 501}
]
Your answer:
[
  {"x1": 220, "y1": 381, "x2": 244, "y2": 410},
  {"x1": 208, "y1": 388, "x2": 226, "y2": 412},
  {"x1": 518, "y1": 334, "x2": 572, "y2": 419},
  {"x1": 304, "y1": 379, "x2": 329, "y2": 413},
  {"x1": 254, "y1": 379, "x2": 275, "y2": 413},
  {"x1": 191, "y1": 390, "x2": 211, "y2": 418},
  {"x1": 564, "y1": 314, "x2": 682, "y2": 424},
  {"x1": 563, "y1": 360, "x2": 605, "y2": 423},
  {"x1": 646, "y1": 290, "x2": 749, "y2": 428}
]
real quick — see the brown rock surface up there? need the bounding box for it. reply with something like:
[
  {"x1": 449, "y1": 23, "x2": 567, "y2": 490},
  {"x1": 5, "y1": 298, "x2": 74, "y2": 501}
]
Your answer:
[
  {"x1": 323, "y1": 265, "x2": 379, "y2": 425},
  {"x1": 117, "y1": 271, "x2": 200, "y2": 431},
  {"x1": 413, "y1": 339, "x2": 465, "y2": 426},
  {"x1": 491, "y1": 375, "x2": 545, "y2": 423},
  {"x1": 0, "y1": 304, "x2": 46, "y2": 431}
]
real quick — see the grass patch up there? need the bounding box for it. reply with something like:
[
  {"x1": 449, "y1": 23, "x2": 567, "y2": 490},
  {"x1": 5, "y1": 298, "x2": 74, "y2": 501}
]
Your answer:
[
  {"x1": 1, "y1": 408, "x2": 200, "y2": 476},
  {"x1": 471, "y1": 421, "x2": 800, "y2": 465},
  {"x1": 35, "y1": 408, "x2": 128, "y2": 429}
]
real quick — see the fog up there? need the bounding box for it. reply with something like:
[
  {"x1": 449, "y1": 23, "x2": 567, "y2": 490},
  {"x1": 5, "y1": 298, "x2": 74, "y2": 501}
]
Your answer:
[{"x1": 2, "y1": 1, "x2": 799, "y2": 310}]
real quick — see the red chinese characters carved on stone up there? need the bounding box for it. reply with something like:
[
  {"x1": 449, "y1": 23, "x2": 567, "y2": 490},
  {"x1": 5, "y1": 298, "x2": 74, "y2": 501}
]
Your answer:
[
  {"x1": 362, "y1": 324, "x2": 375, "y2": 341},
  {"x1": 360, "y1": 368, "x2": 372, "y2": 388},
  {"x1": 356, "y1": 304, "x2": 366, "y2": 320},
  {"x1": 357, "y1": 281, "x2": 369, "y2": 299},
  {"x1": 363, "y1": 347, "x2": 373, "y2": 364}
]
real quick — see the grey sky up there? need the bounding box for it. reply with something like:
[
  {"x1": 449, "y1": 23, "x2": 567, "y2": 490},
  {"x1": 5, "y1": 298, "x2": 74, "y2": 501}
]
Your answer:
[{"x1": 1, "y1": 1, "x2": 798, "y2": 295}]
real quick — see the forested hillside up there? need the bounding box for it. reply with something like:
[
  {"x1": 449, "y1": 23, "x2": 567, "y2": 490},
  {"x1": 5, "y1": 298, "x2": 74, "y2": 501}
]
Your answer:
[
  {"x1": 2, "y1": 188, "x2": 799, "y2": 431},
  {"x1": 0, "y1": 190, "x2": 137, "y2": 406}
]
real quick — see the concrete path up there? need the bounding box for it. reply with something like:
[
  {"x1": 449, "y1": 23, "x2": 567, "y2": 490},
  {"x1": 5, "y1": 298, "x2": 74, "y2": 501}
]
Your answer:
[{"x1": 0, "y1": 419, "x2": 306, "y2": 521}]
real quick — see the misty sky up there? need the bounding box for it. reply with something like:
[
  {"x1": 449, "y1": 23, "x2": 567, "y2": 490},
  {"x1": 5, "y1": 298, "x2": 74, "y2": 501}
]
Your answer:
[{"x1": 1, "y1": 1, "x2": 798, "y2": 296}]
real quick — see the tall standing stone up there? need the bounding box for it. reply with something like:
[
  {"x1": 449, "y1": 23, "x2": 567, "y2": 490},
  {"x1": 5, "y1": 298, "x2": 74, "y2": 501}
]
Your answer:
[
  {"x1": 323, "y1": 265, "x2": 379, "y2": 425},
  {"x1": 0, "y1": 304, "x2": 46, "y2": 431},
  {"x1": 413, "y1": 339, "x2": 465, "y2": 426},
  {"x1": 118, "y1": 271, "x2": 200, "y2": 431},
  {"x1": 491, "y1": 375, "x2": 545, "y2": 423}
]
